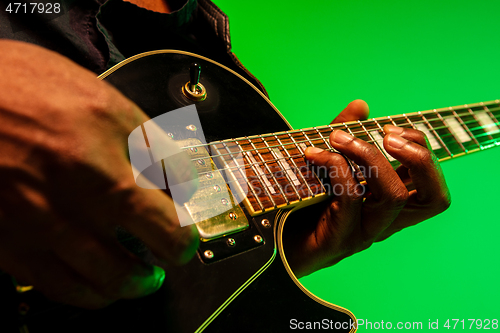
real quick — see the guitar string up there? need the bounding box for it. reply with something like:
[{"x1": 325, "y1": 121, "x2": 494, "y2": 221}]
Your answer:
[
  {"x1": 153, "y1": 106, "x2": 500, "y2": 204},
  {"x1": 183, "y1": 106, "x2": 500, "y2": 206},
  {"x1": 182, "y1": 110, "x2": 500, "y2": 165},
  {"x1": 177, "y1": 127, "x2": 500, "y2": 200},
  {"x1": 186, "y1": 129, "x2": 500, "y2": 208},
  {"x1": 177, "y1": 104, "x2": 500, "y2": 152},
  {"x1": 177, "y1": 110, "x2": 500, "y2": 181},
  {"x1": 185, "y1": 129, "x2": 500, "y2": 208}
]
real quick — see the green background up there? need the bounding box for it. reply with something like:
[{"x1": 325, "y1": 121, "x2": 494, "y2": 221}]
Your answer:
[{"x1": 214, "y1": 0, "x2": 500, "y2": 330}]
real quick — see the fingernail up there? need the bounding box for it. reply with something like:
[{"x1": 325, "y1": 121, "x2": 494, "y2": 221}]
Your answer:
[
  {"x1": 386, "y1": 134, "x2": 407, "y2": 148},
  {"x1": 305, "y1": 147, "x2": 324, "y2": 154},
  {"x1": 149, "y1": 266, "x2": 166, "y2": 294},
  {"x1": 383, "y1": 125, "x2": 404, "y2": 134},
  {"x1": 331, "y1": 130, "x2": 353, "y2": 144}
]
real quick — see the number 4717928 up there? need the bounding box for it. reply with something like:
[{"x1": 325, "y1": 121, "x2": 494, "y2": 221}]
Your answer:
[
  {"x1": 443, "y1": 319, "x2": 498, "y2": 330},
  {"x1": 5, "y1": 3, "x2": 61, "y2": 14}
]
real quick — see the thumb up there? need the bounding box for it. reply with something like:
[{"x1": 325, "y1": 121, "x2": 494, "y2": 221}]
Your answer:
[{"x1": 331, "y1": 99, "x2": 370, "y2": 124}]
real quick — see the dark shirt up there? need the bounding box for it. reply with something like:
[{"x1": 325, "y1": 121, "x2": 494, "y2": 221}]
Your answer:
[{"x1": 0, "y1": 0, "x2": 267, "y2": 95}]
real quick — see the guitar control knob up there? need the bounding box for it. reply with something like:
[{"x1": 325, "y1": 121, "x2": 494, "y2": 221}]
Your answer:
[{"x1": 182, "y1": 62, "x2": 207, "y2": 101}]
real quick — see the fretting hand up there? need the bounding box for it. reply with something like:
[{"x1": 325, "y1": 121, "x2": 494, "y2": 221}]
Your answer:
[{"x1": 284, "y1": 100, "x2": 451, "y2": 277}]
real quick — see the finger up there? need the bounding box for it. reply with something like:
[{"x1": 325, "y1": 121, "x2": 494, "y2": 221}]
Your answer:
[
  {"x1": 114, "y1": 177, "x2": 200, "y2": 266},
  {"x1": 50, "y1": 224, "x2": 165, "y2": 300},
  {"x1": 331, "y1": 99, "x2": 370, "y2": 124},
  {"x1": 328, "y1": 130, "x2": 409, "y2": 237},
  {"x1": 328, "y1": 130, "x2": 407, "y2": 202},
  {"x1": 383, "y1": 133, "x2": 450, "y2": 205},
  {"x1": 383, "y1": 125, "x2": 428, "y2": 148},
  {"x1": 304, "y1": 147, "x2": 364, "y2": 245},
  {"x1": 305, "y1": 147, "x2": 365, "y2": 202}
]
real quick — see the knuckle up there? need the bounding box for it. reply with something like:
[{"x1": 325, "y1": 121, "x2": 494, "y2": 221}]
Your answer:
[
  {"x1": 324, "y1": 154, "x2": 348, "y2": 171},
  {"x1": 360, "y1": 143, "x2": 380, "y2": 161},
  {"x1": 392, "y1": 187, "x2": 409, "y2": 206},
  {"x1": 417, "y1": 148, "x2": 432, "y2": 162}
]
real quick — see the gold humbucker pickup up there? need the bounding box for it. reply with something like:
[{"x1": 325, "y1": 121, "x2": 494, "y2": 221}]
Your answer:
[{"x1": 177, "y1": 138, "x2": 249, "y2": 241}]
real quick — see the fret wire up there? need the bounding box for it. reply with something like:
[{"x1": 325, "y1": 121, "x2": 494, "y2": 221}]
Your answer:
[
  {"x1": 427, "y1": 118, "x2": 499, "y2": 133},
  {"x1": 464, "y1": 130, "x2": 498, "y2": 141},
  {"x1": 358, "y1": 120, "x2": 391, "y2": 161},
  {"x1": 239, "y1": 141, "x2": 277, "y2": 209},
  {"x1": 417, "y1": 112, "x2": 452, "y2": 156},
  {"x1": 374, "y1": 118, "x2": 398, "y2": 162},
  {"x1": 219, "y1": 142, "x2": 265, "y2": 212},
  {"x1": 177, "y1": 103, "x2": 500, "y2": 153},
  {"x1": 388, "y1": 115, "x2": 398, "y2": 127},
  {"x1": 275, "y1": 133, "x2": 315, "y2": 198},
  {"x1": 182, "y1": 111, "x2": 498, "y2": 160},
  {"x1": 334, "y1": 123, "x2": 363, "y2": 175},
  {"x1": 466, "y1": 107, "x2": 494, "y2": 143},
  {"x1": 450, "y1": 107, "x2": 481, "y2": 148},
  {"x1": 295, "y1": 130, "x2": 328, "y2": 193},
  {"x1": 433, "y1": 109, "x2": 466, "y2": 153},
  {"x1": 301, "y1": 130, "x2": 316, "y2": 149},
  {"x1": 243, "y1": 151, "x2": 277, "y2": 207},
  {"x1": 374, "y1": 118, "x2": 386, "y2": 133},
  {"x1": 185, "y1": 113, "x2": 500, "y2": 175},
  {"x1": 247, "y1": 135, "x2": 290, "y2": 204},
  {"x1": 203, "y1": 112, "x2": 500, "y2": 173},
  {"x1": 300, "y1": 128, "x2": 336, "y2": 188},
  {"x1": 198, "y1": 137, "x2": 333, "y2": 180},
  {"x1": 245, "y1": 137, "x2": 279, "y2": 208},
  {"x1": 260, "y1": 135, "x2": 291, "y2": 204},
  {"x1": 483, "y1": 104, "x2": 500, "y2": 126},
  {"x1": 269, "y1": 148, "x2": 302, "y2": 200},
  {"x1": 187, "y1": 145, "x2": 287, "y2": 207},
  {"x1": 399, "y1": 117, "x2": 500, "y2": 136},
  {"x1": 342, "y1": 122, "x2": 355, "y2": 137},
  {"x1": 403, "y1": 114, "x2": 418, "y2": 130},
  {"x1": 201, "y1": 122, "x2": 500, "y2": 183},
  {"x1": 287, "y1": 132, "x2": 321, "y2": 195},
  {"x1": 315, "y1": 127, "x2": 334, "y2": 150},
  {"x1": 196, "y1": 127, "x2": 500, "y2": 182},
  {"x1": 472, "y1": 136, "x2": 500, "y2": 147}
]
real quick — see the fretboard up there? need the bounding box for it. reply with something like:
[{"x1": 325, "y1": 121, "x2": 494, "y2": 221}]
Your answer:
[{"x1": 210, "y1": 100, "x2": 500, "y2": 215}]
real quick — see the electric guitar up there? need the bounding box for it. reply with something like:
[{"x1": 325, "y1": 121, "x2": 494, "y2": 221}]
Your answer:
[{"x1": 2, "y1": 50, "x2": 499, "y2": 333}]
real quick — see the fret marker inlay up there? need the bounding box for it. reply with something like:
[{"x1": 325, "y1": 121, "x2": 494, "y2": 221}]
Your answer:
[
  {"x1": 245, "y1": 152, "x2": 276, "y2": 194},
  {"x1": 415, "y1": 123, "x2": 442, "y2": 150},
  {"x1": 476, "y1": 111, "x2": 500, "y2": 135},
  {"x1": 444, "y1": 117, "x2": 471, "y2": 143},
  {"x1": 272, "y1": 148, "x2": 301, "y2": 186}
]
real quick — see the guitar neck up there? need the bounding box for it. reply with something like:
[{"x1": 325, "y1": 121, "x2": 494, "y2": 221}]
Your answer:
[{"x1": 209, "y1": 100, "x2": 500, "y2": 215}]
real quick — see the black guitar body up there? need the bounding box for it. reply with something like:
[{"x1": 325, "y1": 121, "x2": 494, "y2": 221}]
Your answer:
[{"x1": 0, "y1": 51, "x2": 356, "y2": 332}]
